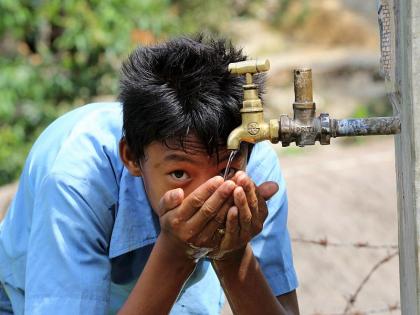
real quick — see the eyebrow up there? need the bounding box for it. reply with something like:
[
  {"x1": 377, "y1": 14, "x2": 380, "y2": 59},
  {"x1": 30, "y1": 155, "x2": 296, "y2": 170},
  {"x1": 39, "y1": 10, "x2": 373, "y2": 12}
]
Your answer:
[{"x1": 163, "y1": 153, "x2": 201, "y2": 164}]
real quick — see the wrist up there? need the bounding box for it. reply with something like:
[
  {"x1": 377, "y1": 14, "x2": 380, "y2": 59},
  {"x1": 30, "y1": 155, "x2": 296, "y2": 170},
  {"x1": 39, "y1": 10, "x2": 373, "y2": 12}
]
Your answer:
[
  {"x1": 211, "y1": 244, "x2": 250, "y2": 266},
  {"x1": 212, "y1": 244, "x2": 259, "y2": 286},
  {"x1": 158, "y1": 232, "x2": 196, "y2": 265},
  {"x1": 158, "y1": 231, "x2": 211, "y2": 263}
]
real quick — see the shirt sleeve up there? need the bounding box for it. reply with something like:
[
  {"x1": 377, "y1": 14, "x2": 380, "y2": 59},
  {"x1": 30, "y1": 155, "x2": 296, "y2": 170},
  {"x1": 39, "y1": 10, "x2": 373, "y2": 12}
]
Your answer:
[
  {"x1": 247, "y1": 142, "x2": 299, "y2": 296},
  {"x1": 25, "y1": 172, "x2": 115, "y2": 314}
]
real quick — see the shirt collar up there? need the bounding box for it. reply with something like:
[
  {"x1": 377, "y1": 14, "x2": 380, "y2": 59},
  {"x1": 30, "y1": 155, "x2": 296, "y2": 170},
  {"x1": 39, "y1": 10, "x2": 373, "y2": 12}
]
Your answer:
[{"x1": 109, "y1": 168, "x2": 160, "y2": 258}]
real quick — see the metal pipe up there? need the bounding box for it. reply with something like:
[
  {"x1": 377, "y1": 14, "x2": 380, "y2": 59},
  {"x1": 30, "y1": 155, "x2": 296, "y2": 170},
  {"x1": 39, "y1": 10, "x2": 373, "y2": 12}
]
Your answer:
[
  {"x1": 226, "y1": 61, "x2": 402, "y2": 149},
  {"x1": 332, "y1": 117, "x2": 401, "y2": 137}
]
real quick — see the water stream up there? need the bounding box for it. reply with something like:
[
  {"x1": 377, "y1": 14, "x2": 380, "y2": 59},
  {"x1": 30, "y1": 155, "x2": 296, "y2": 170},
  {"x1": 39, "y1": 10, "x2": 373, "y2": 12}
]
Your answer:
[{"x1": 223, "y1": 149, "x2": 238, "y2": 180}]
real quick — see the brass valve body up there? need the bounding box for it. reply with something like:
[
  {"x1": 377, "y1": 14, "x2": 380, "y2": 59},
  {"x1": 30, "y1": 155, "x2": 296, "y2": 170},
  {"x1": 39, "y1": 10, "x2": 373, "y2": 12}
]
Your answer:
[{"x1": 226, "y1": 60, "x2": 401, "y2": 150}]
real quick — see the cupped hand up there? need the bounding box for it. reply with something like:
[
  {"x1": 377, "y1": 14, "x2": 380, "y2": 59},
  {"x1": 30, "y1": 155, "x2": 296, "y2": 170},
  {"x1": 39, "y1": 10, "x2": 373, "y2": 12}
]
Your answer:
[
  {"x1": 156, "y1": 176, "x2": 237, "y2": 260},
  {"x1": 207, "y1": 171, "x2": 279, "y2": 260}
]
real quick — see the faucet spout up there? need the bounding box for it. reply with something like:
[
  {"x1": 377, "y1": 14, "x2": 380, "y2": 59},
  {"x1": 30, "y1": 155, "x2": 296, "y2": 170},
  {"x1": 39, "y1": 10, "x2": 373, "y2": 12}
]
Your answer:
[
  {"x1": 227, "y1": 126, "x2": 249, "y2": 150},
  {"x1": 227, "y1": 119, "x2": 280, "y2": 150}
]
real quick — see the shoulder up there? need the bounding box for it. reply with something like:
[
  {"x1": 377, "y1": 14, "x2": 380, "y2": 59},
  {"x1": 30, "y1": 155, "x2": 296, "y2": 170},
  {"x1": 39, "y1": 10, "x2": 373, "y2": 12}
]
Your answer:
[
  {"x1": 246, "y1": 141, "x2": 283, "y2": 185},
  {"x1": 24, "y1": 102, "x2": 124, "y2": 203},
  {"x1": 34, "y1": 102, "x2": 123, "y2": 150}
]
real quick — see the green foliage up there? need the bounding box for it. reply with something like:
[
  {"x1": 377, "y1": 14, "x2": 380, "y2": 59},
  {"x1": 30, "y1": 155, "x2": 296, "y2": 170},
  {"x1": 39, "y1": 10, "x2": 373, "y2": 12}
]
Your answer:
[
  {"x1": 0, "y1": 0, "x2": 181, "y2": 104},
  {"x1": 232, "y1": 0, "x2": 310, "y2": 28},
  {"x1": 353, "y1": 97, "x2": 393, "y2": 119},
  {"x1": 0, "y1": 0, "x2": 297, "y2": 185},
  {"x1": 171, "y1": 0, "x2": 233, "y2": 34},
  {"x1": 273, "y1": 0, "x2": 310, "y2": 27},
  {"x1": 0, "y1": 0, "x2": 220, "y2": 185}
]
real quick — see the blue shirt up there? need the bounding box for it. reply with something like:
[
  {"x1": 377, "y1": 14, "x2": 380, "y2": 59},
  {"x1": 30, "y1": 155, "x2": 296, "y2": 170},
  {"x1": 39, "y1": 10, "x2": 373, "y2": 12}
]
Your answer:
[{"x1": 0, "y1": 102, "x2": 298, "y2": 314}]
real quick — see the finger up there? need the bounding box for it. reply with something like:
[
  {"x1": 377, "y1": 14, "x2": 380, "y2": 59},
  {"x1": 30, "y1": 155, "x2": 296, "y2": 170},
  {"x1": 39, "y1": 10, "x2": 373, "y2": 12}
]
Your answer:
[
  {"x1": 202, "y1": 195, "x2": 234, "y2": 234},
  {"x1": 235, "y1": 171, "x2": 259, "y2": 217},
  {"x1": 229, "y1": 171, "x2": 242, "y2": 184},
  {"x1": 180, "y1": 176, "x2": 224, "y2": 219},
  {"x1": 230, "y1": 170, "x2": 246, "y2": 184},
  {"x1": 206, "y1": 206, "x2": 239, "y2": 260},
  {"x1": 257, "y1": 181, "x2": 279, "y2": 201},
  {"x1": 192, "y1": 196, "x2": 234, "y2": 248},
  {"x1": 255, "y1": 189, "x2": 269, "y2": 224},
  {"x1": 233, "y1": 186, "x2": 252, "y2": 238},
  {"x1": 222, "y1": 206, "x2": 240, "y2": 245},
  {"x1": 186, "y1": 180, "x2": 236, "y2": 233},
  {"x1": 156, "y1": 188, "x2": 184, "y2": 216}
]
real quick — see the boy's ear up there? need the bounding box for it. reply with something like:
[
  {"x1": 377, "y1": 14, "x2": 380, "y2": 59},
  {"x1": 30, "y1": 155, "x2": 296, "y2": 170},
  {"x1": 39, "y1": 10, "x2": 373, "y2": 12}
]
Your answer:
[{"x1": 119, "y1": 138, "x2": 142, "y2": 177}]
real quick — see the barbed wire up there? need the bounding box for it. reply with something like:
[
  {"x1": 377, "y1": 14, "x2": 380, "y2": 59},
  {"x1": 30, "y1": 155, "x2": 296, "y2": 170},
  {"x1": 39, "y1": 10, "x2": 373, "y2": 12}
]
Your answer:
[
  {"x1": 292, "y1": 237, "x2": 398, "y2": 250},
  {"x1": 343, "y1": 250, "x2": 399, "y2": 314},
  {"x1": 314, "y1": 302, "x2": 400, "y2": 315},
  {"x1": 293, "y1": 235, "x2": 399, "y2": 315}
]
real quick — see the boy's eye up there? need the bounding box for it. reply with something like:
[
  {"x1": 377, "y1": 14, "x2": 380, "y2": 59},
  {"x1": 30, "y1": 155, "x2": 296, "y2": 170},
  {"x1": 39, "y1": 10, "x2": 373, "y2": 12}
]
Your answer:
[
  {"x1": 170, "y1": 170, "x2": 189, "y2": 181},
  {"x1": 220, "y1": 167, "x2": 237, "y2": 179}
]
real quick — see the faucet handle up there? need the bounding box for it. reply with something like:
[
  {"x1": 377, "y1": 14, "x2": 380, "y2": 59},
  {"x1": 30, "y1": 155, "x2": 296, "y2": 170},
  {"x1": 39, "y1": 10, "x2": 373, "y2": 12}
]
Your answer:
[{"x1": 228, "y1": 59, "x2": 270, "y2": 75}]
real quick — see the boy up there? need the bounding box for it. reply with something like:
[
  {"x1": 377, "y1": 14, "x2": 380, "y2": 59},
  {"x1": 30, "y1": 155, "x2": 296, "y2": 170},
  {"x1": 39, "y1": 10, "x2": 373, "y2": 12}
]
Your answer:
[{"x1": 0, "y1": 35, "x2": 299, "y2": 314}]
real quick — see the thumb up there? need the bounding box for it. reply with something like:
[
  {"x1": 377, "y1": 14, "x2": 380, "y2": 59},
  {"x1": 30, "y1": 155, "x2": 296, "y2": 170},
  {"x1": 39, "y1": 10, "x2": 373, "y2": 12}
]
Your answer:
[
  {"x1": 157, "y1": 188, "x2": 184, "y2": 216},
  {"x1": 257, "y1": 181, "x2": 279, "y2": 201}
]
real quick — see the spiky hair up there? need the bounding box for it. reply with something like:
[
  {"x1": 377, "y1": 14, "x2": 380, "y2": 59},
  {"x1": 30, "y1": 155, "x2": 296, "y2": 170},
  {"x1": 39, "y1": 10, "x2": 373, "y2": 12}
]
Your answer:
[{"x1": 119, "y1": 34, "x2": 264, "y2": 159}]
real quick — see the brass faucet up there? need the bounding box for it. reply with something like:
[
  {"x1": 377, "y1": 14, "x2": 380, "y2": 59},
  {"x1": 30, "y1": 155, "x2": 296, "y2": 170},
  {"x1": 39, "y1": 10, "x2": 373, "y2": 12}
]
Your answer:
[
  {"x1": 227, "y1": 59, "x2": 280, "y2": 150},
  {"x1": 227, "y1": 59, "x2": 401, "y2": 150}
]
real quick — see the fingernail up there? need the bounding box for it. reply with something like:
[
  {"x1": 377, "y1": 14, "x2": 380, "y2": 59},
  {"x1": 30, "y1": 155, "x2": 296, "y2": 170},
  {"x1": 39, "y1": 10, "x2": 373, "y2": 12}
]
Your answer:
[
  {"x1": 236, "y1": 171, "x2": 245, "y2": 177},
  {"x1": 225, "y1": 180, "x2": 235, "y2": 189},
  {"x1": 235, "y1": 185, "x2": 244, "y2": 194},
  {"x1": 171, "y1": 189, "x2": 180, "y2": 200},
  {"x1": 221, "y1": 181, "x2": 235, "y2": 196},
  {"x1": 234, "y1": 186, "x2": 245, "y2": 200},
  {"x1": 237, "y1": 172, "x2": 246, "y2": 182}
]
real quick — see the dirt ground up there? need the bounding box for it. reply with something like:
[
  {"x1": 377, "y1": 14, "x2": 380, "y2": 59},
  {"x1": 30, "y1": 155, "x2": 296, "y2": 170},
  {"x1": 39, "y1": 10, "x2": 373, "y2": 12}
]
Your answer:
[
  {"x1": 219, "y1": 137, "x2": 399, "y2": 315},
  {"x1": 281, "y1": 138, "x2": 399, "y2": 314}
]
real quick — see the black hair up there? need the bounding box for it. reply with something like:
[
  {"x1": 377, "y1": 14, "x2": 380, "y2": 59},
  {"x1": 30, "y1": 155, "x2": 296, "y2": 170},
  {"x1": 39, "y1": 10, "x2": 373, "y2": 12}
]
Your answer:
[{"x1": 119, "y1": 34, "x2": 264, "y2": 160}]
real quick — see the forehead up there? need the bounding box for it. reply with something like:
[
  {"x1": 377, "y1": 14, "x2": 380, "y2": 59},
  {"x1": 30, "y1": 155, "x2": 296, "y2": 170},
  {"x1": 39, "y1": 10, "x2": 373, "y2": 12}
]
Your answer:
[
  {"x1": 164, "y1": 136, "x2": 228, "y2": 156},
  {"x1": 144, "y1": 135, "x2": 247, "y2": 164}
]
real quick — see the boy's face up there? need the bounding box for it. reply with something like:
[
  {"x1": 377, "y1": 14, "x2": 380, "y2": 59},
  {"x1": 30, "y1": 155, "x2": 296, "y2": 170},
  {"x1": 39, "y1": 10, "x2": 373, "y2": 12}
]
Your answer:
[{"x1": 120, "y1": 135, "x2": 248, "y2": 213}]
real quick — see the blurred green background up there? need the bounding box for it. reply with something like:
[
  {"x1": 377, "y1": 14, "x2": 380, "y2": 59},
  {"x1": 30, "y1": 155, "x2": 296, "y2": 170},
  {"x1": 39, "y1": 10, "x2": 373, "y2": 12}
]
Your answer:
[{"x1": 0, "y1": 0, "x2": 308, "y2": 185}]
